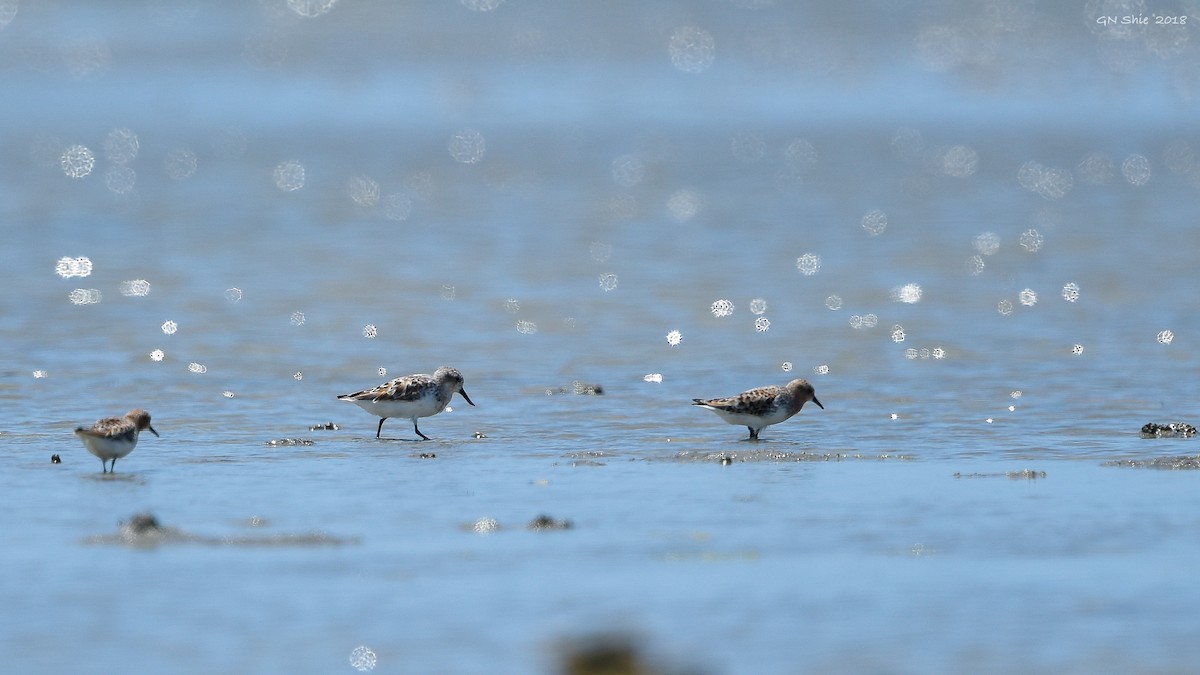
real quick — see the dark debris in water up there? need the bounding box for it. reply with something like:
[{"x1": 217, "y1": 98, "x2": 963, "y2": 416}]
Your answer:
[
  {"x1": 954, "y1": 469, "x2": 1046, "y2": 480},
  {"x1": 1105, "y1": 456, "x2": 1200, "y2": 470},
  {"x1": 308, "y1": 422, "x2": 340, "y2": 431},
  {"x1": 546, "y1": 381, "x2": 605, "y2": 396},
  {"x1": 528, "y1": 514, "x2": 573, "y2": 531},
  {"x1": 83, "y1": 512, "x2": 357, "y2": 548},
  {"x1": 266, "y1": 438, "x2": 314, "y2": 446},
  {"x1": 50, "y1": 454, "x2": 61, "y2": 464},
  {"x1": 558, "y1": 633, "x2": 697, "y2": 675},
  {"x1": 1140, "y1": 422, "x2": 1197, "y2": 438}
]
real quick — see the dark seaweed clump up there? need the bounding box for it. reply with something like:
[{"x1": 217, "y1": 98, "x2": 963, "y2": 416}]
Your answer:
[{"x1": 1140, "y1": 422, "x2": 1197, "y2": 438}]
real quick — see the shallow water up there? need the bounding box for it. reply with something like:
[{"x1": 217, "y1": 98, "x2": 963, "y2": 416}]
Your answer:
[{"x1": 4, "y1": 2, "x2": 1200, "y2": 674}]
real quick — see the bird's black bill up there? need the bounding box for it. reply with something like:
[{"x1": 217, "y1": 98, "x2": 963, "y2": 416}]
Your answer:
[
  {"x1": 459, "y1": 389, "x2": 476, "y2": 406},
  {"x1": 148, "y1": 426, "x2": 160, "y2": 437},
  {"x1": 812, "y1": 397, "x2": 824, "y2": 410}
]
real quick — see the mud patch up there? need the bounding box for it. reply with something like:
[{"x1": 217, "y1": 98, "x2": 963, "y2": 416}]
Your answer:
[{"x1": 83, "y1": 512, "x2": 357, "y2": 548}]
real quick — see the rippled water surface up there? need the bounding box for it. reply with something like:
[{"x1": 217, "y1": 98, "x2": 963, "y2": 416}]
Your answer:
[{"x1": 4, "y1": 2, "x2": 1200, "y2": 674}]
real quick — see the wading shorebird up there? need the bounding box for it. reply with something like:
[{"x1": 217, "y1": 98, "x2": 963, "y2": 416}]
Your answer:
[
  {"x1": 692, "y1": 379, "x2": 823, "y2": 440},
  {"x1": 75, "y1": 409, "x2": 159, "y2": 473},
  {"x1": 337, "y1": 366, "x2": 475, "y2": 439}
]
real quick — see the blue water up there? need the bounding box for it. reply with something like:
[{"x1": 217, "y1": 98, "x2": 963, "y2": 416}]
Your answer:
[{"x1": 4, "y1": 2, "x2": 1200, "y2": 674}]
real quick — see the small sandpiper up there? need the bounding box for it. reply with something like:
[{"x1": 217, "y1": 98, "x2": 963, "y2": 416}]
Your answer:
[
  {"x1": 692, "y1": 378, "x2": 823, "y2": 440},
  {"x1": 74, "y1": 409, "x2": 159, "y2": 473},
  {"x1": 337, "y1": 366, "x2": 475, "y2": 439}
]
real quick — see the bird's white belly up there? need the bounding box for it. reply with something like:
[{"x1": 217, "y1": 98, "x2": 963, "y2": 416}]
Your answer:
[
  {"x1": 79, "y1": 435, "x2": 137, "y2": 460},
  {"x1": 350, "y1": 396, "x2": 445, "y2": 420},
  {"x1": 712, "y1": 408, "x2": 791, "y2": 428}
]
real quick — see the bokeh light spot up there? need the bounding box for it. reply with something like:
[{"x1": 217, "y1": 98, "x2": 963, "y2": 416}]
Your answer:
[
  {"x1": 1157, "y1": 330, "x2": 1174, "y2": 345},
  {"x1": 1017, "y1": 161, "x2": 1073, "y2": 199},
  {"x1": 965, "y1": 255, "x2": 985, "y2": 275},
  {"x1": 611, "y1": 155, "x2": 645, "y2": 187},
  {"x1": 273, "y1": 160, "x2": 306, "y2": 192},
  {"x1": 973, "y1": 232, "x2": 1000, "y2": 255},
  {"x1": 1061, "y1": 282, "x2": 1081, "y2": 303},
  {"x1": 795, "y1": 253, "x2": 821, "y2": 276},
  {"x1": 1122, "y1": 154, "x2": 1151, "y2": 186},
  {"x1": 516, "y1": 320, "x2": 537, "y2": 334},
  {"x1": 644, "y1": 373, "x2": 663, "y2": 383},
  {"x1": 0, "y1": 0, "x2": 16, "y2": 31},
  {"x1": 1019, "y1": 288, "x2": 1038, "y2": 306},
  {"x1": 749, "y1": 298, "x2": 767, "y2": 315},
  {"x1": 103, "y1": 128, "x2": 139, "y2": 165},
  {"x1": 60, "y1": 145, "x2": 95, "y2": 178},
  {"x1": 781, "y1": 362, "x2": 792, "y2": 372},
  {"x1": 462, "y1": 0, "x2": 503, "y2": 9},
  {"x1": 1077, "y1": 152, "x2": 1115, "y2": 183},
  {"x1": 381, "y1": 194, "x2": 412, "y2": 221},
  {"x1": 783, "y1": 138, "x2": 818, "y2": 173},
  {"x1": 55, "y1": 256, "x2": 93, "y2": 278},
  {"x1": 891, "y1": 283, "x2": 922, "y2": 303},
  {"x1": 164, "y1": 148, "x2": 197, "y2": 180},
  {"x1": 288, "y1": 0, "x2": 338, "y2": 18},
  {"x1": 825, "y1": 295, "x2": 843, "y2": 310},
  {"x1": 754, "y1": 317, "x2": 770, "y2": 332},
  {"x1": 105, "y1": 166, "x2": 136, "y2": 195},
  {"x1": 149, "y1": 349, "x2": 164, "y2": 362},
  {"x1": 161, "y1": 320, "x2": 177, "y2": 335},
  {"x1": 187, "y1": 362, "x2": 207, "y2": 374},
  {"x1": 363, "y1": 324, "x2": 377, "y2": 339},
  {"x1": 1018, "y1": 228, "x2": 1044, "y2": 252},
  {"x1": 589, "y1": 241, "x2": 613, "y2": 262},
  {"x1": 710, "y1": 299, "x2": 734, "y2": 317},
  {"x1": 666, "y1": 189, "x2": 702, "y2": 222},
  {"x1": 225, "y1": 288, "x2": 243, "y2": 302},
  {"x1": 731, "y1": 131, "x2": 765, "y2": 163},
  {"x1": 891, "y1": 325, "x2": 906, "y2": 342},
  {"x1": 862, "y1": 209, "x2": 888, "y2": 235},
  {"x1": 290, "y1": 311, "x2": 306, "y2": 326},
  {"x1": 119, "y1": 280, "x2": 150, "y2": 297},
  {"x1": 936, "y1": 144, "x2": 978, "y2": 177},
  {"x1": 347, "y1": 175, "x2": 380, "y2": 207},
  {"x1": 349, "y1": 645, "x2": 377, "y2": 672},
  {"x1": 666, "y1": 330, "x2": 682, "y2": 346},
  {"x1": 598, "y1": 273, "x2": 618, "y2": 292},
  {"x1": 68, "y1": 289, "x2": 102, "y2": 305},
  {"x1": 668, "y1": 26, "x2": 715, "y2": 73},
  {"x1": 448, "y1": 129, "x2": 486, "y2": 164}
]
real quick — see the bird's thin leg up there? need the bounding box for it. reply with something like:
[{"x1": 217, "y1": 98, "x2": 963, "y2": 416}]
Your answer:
[
  {"x1": 376, "y1": 418, "x2": 387, "y2": 438},
  {"x1": 102, "y1": 460, "x2": 109, "y2": 473},
  {"x1": 111, "y1": 458, "x2": 118, "y2": 472},
  {"x1": 748, "y1": 427, "x2": 759, "y2": 440},
  {"x1": 413, "y1": 419, "x2": 431, "y2": 441}
]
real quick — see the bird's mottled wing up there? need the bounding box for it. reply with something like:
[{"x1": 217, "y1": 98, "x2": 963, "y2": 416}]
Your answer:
[
  {"x1": 696, "y1": 386, "x2": 785, "y2": 416},
  {"x1": 76, "y1": 417, "x2": 136, "y2": 441},
  {"x1": 361, "y1": 375, "x2": 434, "y2": 402}
]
